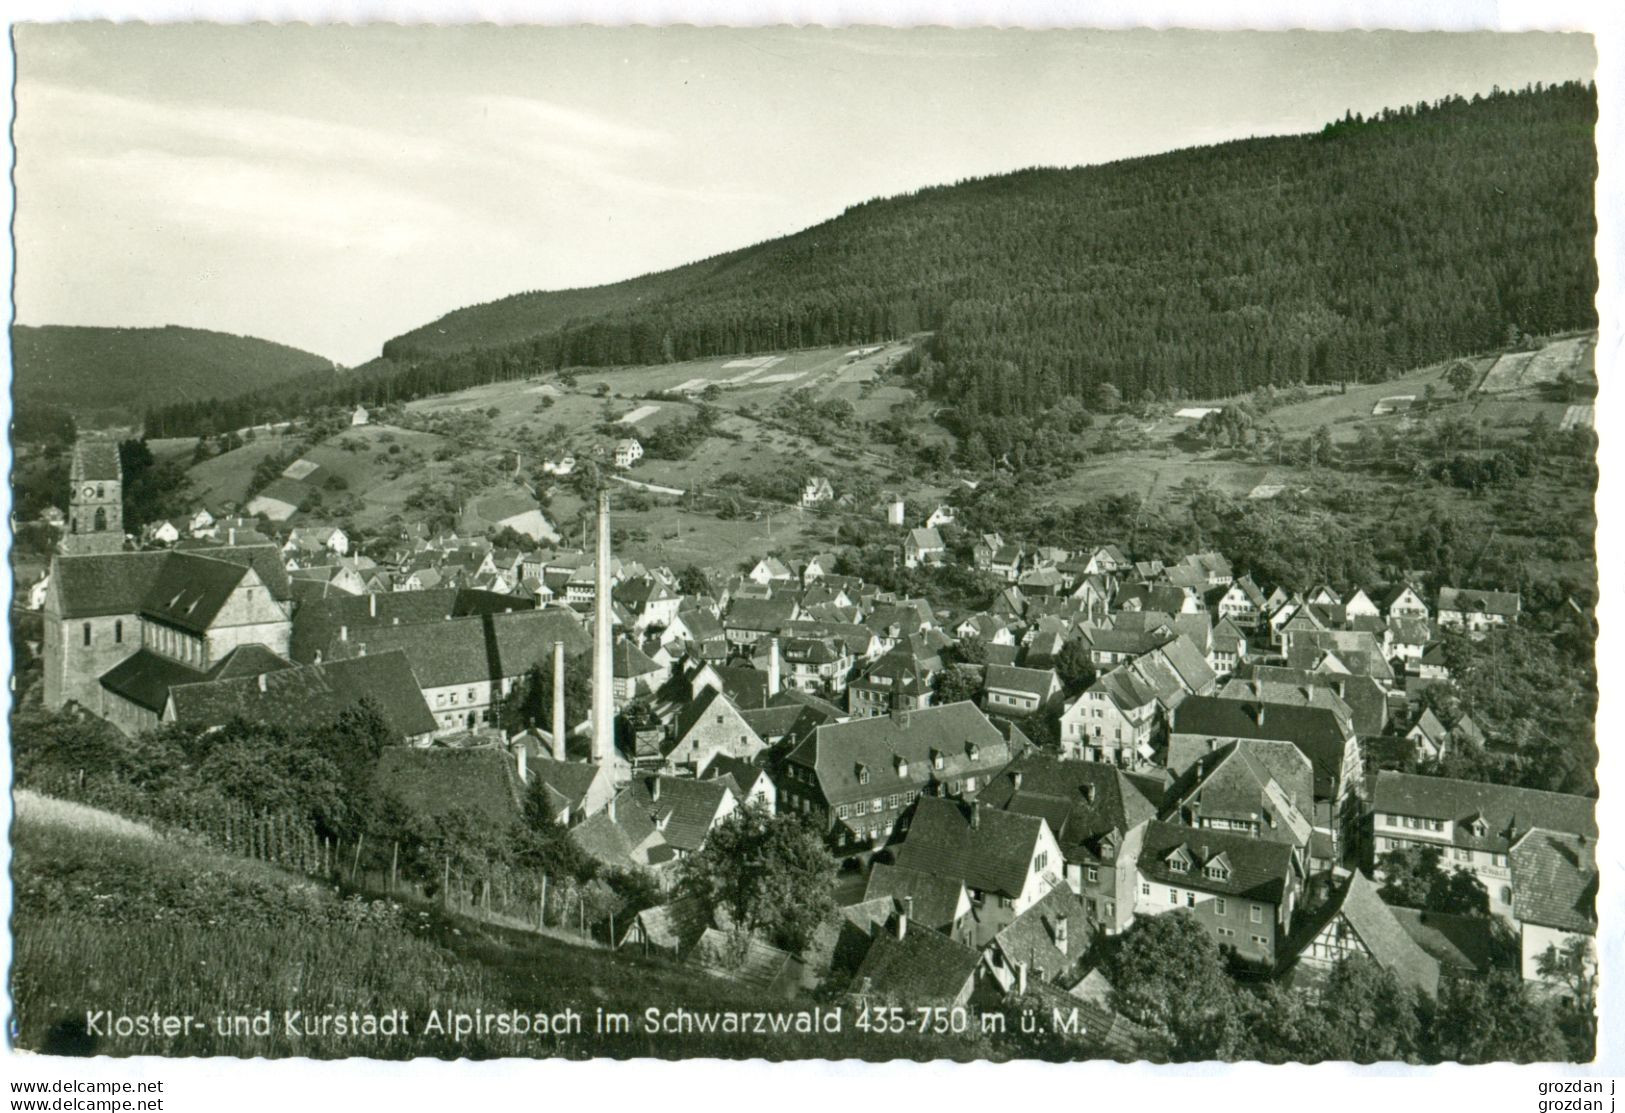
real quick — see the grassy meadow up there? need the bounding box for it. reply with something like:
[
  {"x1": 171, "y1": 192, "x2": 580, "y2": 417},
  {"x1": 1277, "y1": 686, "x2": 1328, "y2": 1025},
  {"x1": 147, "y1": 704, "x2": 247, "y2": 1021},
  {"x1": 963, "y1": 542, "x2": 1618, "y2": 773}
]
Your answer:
[{"x1": 11, "y1": 793, "x2": 1002, "y2": 1061}]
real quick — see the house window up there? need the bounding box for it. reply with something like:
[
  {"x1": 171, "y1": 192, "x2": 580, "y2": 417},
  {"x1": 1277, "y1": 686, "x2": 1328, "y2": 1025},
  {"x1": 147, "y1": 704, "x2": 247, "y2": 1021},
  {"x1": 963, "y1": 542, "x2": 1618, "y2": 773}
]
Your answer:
[
  {"x1": 1455, "y1": 847, "x2": 1471, "y2": 862},
  {"x1": 1168, "y1": 889, "x2": 1178, "y2": 905},
  {"x1": 114, "y1": 620, "x2": 123, "y2": 644},
  {"x1": 82, "y1": 623, "x2": 92, "y2": 646},
  {"x1": 1500, "y1": 886, "x2": 1512, "y2": 904},
  {"x1": 1034, "y1": 851, "x2": 1048, "y2": 871},
  {"x1": 1215, "y1": 898, "x2": 1227, "y2": 916},
  {"x1": 1491, "y1": 853, "x2": 1508, "y2": 868},
  {"x1": 1250, "y1": 905, "x2": 1262, "y2": 923},
  {"x1": 1104, "y1": 900, "x2": 1115, "y2": 921},
  {"x1": 1141, "y1": 881, "x2": 1150, "y2": 897},
  {"x1": 1087, "y1": 867, "x2": 1099, "y2": 884},
  {"x1": 1186, "y1": 892, "x2": 1195, "y2": 908}
]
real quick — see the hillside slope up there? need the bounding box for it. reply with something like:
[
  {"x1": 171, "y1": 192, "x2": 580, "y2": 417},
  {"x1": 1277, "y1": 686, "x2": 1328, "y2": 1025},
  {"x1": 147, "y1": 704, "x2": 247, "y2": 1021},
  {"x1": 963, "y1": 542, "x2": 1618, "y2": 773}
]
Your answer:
[
  {"x1": 143, "y1": 83, "x2": 1597, "y2": 440},
  {"x1": 383, "y1": 84, "x2": 1596, "y2": 397},
  {"x1": 12, "y1": 323, "x2": 336, "y2": 427}
]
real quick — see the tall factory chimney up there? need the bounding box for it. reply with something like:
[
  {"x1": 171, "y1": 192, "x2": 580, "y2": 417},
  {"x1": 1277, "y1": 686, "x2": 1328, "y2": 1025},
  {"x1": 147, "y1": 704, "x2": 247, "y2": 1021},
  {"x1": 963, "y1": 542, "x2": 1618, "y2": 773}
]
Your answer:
[
  {"x1": 551, "y1": 639, "x2": 567, "y2": 762},
  {"x1": 591, "y1": 491, "x2": 614, "y2": 764}
]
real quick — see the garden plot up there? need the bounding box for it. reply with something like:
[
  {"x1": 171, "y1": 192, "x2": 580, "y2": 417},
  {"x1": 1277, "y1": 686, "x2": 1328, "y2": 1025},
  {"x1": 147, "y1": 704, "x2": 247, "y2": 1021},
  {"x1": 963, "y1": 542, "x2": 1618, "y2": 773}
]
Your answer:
[
  {"x1": 619, "y1": 404, "x2": 662, "y2": 425},
  {"x1": 1560, "y1": 404, "x2": 1594, "y2": 431}
]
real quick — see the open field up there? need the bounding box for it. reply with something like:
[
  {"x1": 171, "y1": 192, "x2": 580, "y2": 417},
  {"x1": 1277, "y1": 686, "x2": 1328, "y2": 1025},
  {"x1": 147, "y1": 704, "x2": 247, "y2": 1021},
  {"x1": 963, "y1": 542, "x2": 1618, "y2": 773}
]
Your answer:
[{"x1": 1479, "y1": 333, "x2": 1594, "y2": 395}]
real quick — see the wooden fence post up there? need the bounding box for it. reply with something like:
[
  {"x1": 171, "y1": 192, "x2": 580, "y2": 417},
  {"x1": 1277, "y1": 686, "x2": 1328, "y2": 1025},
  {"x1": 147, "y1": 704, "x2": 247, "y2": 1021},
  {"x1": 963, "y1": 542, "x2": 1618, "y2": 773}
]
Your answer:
[
  {"x1": 540, "y1": 874, "x2": 548, "y2": 928},
  {"x1": 390, "y1": 842, "x2": 399, "y2": 895},
  {"x1": 351, "y1": 833, "x2": 364, "y2": 882}
]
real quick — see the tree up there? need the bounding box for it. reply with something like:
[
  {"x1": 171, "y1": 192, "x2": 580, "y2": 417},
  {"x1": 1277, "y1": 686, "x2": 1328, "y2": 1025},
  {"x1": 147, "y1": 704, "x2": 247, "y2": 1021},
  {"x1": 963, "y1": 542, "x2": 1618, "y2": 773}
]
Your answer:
[
  {"x1": 1376, "y1": 844, "x2": 1445, "y2": 907},
  {"x1": 1445, "y1": 359, "x2": 1479, "y2": 398},
  {"x1": 934, "y1": 664, "x2": 982, "y2": 706},
  {"x1": 676, "y1": 564, "x2": 712, "y2": 597},
  {"x1": 1091, "y1": 382, "x2": 1122, "y2": 414},
  {"x1": 1054, "y1": 638, "x2": 1095, "y2": 691},
  {"x1": 1314, "y1": 957, "x2": 1423, "y2": 1062},
  {"x1": 1432, "y1": 970, "x2": 1566, "y2": 1063},
  {"x1": 1536, "y1": 935, "x2": 1597, "y2": 1052},
  {"x1": 1106, "y1": 911, "x2": 1241, "y2": 1060},
  {"x1": 677, "y1": 804, "x2": 836, "y2": 954},
  {"x1": 1425, "y1": 866, "x2": 1490, "y2": 917}
]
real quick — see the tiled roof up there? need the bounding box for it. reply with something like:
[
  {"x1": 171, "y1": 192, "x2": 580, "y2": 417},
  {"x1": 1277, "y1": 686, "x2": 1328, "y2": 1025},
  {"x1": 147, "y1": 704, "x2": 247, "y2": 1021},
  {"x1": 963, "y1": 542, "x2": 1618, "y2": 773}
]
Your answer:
[
  {"x1": 724, "y1": 597, "x2": 799, "y2": 632},
  {"x1": 99, "y1": 649, "x2": 209, "y2": 712},
  {"x1": 287, "y1": 588, "x2": 462, "y2": 662},
  {"x1": 624, "y1": 895, "x2": 711, "y2": 952},
  {"x1": 786, "y1": 701, "x2": 1016, "y2": 806},
  {"x1": 1372, "y1": 772, "x2": 1596, "y2": 852},
  {"x1": 861, "y1": 862, "x2": 966, "y2": 932},
  {"x1": 519, "y1": 753, "x2": 606, "y2": 813},
  {"x1": 620, "y1": 774, "x2": 733, "y2": 854},
  {"x1": 1510, "y1": 828, "x2": 1597, "y2": 934},
  {"x1": 167, "y1": 650, "x2": 437, "y2": 740},
  {"x1": 992, "y1": 882, "x2": 1087, "y2": 983},
  {"x1": 1138, "y1": 820, "x2": 1296, "y2": 905},
  {"x1": 1162, "y1": 741, "x2": 1313, "y2": 847},
  {"x1": 1313, "y1": 871, "x2": 1440, "y2": 997},
  {"x1": 894, "y1": 796, "x2": 1045, "y2": 900},
  {"x1": 1172, "y1": 695, "x2": 1350, "y2": 799},
  {"x1": 850, "y1": 925, "x2": 980, "y2": 1005},
  {"x1": 688, "y1": 928, "x2": 800, "y2": 995},
  {"x1": 71, "y1": 439, "x2": 122, "y2": 481},
  {"x1": 52, "y1": 551, "x2": 171, "y2": 618},
  {"x1": 141, "y1": 552, "x2": 252, "y2": 635},
  {"x1": 983, "y1": 664, "x2": 1057, "y2": 700},
  {"x1": 346, "y1": 607, "x2": 590, "y2": 687},
  {"x1": 1389, "y1": 908, "x2": 1497, "y2": 973},
  {"x1": 1439, "y1": 587, "x2": 1522, "y2": 617},
  {"x1": 205, "y1": 643, "x2": 297, "y2": 680},
  {"x1": 612, "y1": 638, "x2": 662, "y2": 678},
  {"x1": 980, "y1": 754, "x2": 1159, "y2": 864}
]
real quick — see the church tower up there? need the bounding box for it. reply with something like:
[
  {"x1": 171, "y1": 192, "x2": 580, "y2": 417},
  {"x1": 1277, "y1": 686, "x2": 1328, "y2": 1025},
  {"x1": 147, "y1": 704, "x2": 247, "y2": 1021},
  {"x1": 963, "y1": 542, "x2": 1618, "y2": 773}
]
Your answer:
[{"x1": 61, "y1": 438, "x2": 125, "y2": 555}]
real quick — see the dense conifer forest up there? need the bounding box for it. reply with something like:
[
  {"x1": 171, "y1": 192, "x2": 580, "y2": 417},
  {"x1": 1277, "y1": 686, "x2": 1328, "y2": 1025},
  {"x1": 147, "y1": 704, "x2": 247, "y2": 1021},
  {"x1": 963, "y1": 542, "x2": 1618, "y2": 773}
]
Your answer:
[
  {"x1": 140, "y1": 82, "x2": 1595, "y2": 439},
  {"x1": 13, "y1": 325, "x2": 334, "y2": 429}
]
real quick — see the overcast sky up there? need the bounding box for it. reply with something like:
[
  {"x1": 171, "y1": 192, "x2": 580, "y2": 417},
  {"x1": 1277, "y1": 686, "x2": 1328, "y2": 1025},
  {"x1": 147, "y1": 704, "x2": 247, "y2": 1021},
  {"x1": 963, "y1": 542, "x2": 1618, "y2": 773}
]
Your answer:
[{"x1": 13, "y1": 25, "x2": 1597, "y2": 365}]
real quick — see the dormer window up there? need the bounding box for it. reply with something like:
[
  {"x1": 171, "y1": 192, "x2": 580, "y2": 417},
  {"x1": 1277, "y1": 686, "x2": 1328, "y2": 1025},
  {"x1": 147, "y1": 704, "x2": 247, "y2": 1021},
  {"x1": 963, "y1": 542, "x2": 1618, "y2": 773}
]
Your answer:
[
  {"x1": 1167, "y1": 849, "x2": 1190, "y2": 874},
  {"x1": 932, "y1": 751, "x2": 944, "y2": 771},
  {"x1": 967, "y1": 743, "x2": 980, "y2": 761},
  {"x1": 857, "y1": 764, "x2": 870, "y2": 785},
  {"x1": 895, "y1": 757, "x2": 909, "y2": 778},
  {"x1": 1204, "y1": 862, "x2": 1231, "y2": 882}
]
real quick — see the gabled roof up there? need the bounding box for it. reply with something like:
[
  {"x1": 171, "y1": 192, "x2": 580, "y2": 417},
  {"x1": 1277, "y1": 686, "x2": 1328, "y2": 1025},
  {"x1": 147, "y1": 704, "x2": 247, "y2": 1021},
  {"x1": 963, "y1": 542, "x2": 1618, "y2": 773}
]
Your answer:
[
  {"x1": 700, "y1": 752, "x2": 770, "y2": 795},
  {"x1": 71, "y1": 439, "x2": 122, "y2": 481},
  {"x1": 1138, "y1": 821, "x2": 1296, "y2": 905},
  {"x1": 1510, "y1": 828, "x2": 1598, "y2": 934},
  {"x1": 1372, "y1": 772, "x2": 1596, "y2": 851},
  {"x1": 907, "y1": 527, "x2": 944, "y2": 550},
  {"x1": 991, "y1": 881, "x2": 1088, "y2": 984},
  {"x1": 624, "y1": 895, "x2": 712, "y2": 953},
  {"x1": 862, "y1": 862, "x2": 968, "y2": 932},
  {"x1": 893, "y1": 797, "x2": 1046, "y2": 900},
  {"x1": 1162, "y1": 741, "x2": 1313, "y2": 847},
  {"x1": 1438, "y1": 587, "x2": 1521, "y2": 617},
  {"x1": 1172, "y1": 695, "x2": 1351, "y2": 799},
  {"x1": 99, "y1": 649, "x2": 209, "y2": 712},
  {"x1": 344, "y1": 607, "x2": 591, "y2": 687},
  {"x1": 612, "y1": 638, "x2": 662, "y2": 678},
  {"x1": 1309, "y1": 872, "x2": 1440, "y2": 996},
  {"x1": 519, "y1": 752, "x2": 609, "y2": 814},
  {"x1": 786, "y1": 701, "x2": 1015, "y2": 806},
  {"x1": 980, "y1": 754, "x2": 1159, "y2": 863},
  {"x1": 724, "y1": 596, "x2": 799, "y2": 631},
  {"x1": 167, "y1": 650, "x2": 437, "y2": 740},
  {"x1": 141, "y1": 552, "x2": 254, "y2": 635},
  {"x1": 620, "y1": 774, "x2": 734, "y2": 854},
  {"x1": 983, "y1": 664, "x2": 1058, "y2": 700},
  {"x1": 850, "y1": 925, "x2": 981, "y2": 1004}
]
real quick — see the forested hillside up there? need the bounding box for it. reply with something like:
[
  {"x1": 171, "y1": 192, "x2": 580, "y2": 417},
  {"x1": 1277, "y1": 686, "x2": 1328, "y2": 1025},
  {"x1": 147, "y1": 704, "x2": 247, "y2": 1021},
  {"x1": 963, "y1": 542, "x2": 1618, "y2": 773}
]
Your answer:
[
  {"x1": 143, "y1": 82, "x2": 1596, "y2": 439},
  {"x1": 13, "y1": 324, "x2": 335, "y2": 429}
]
